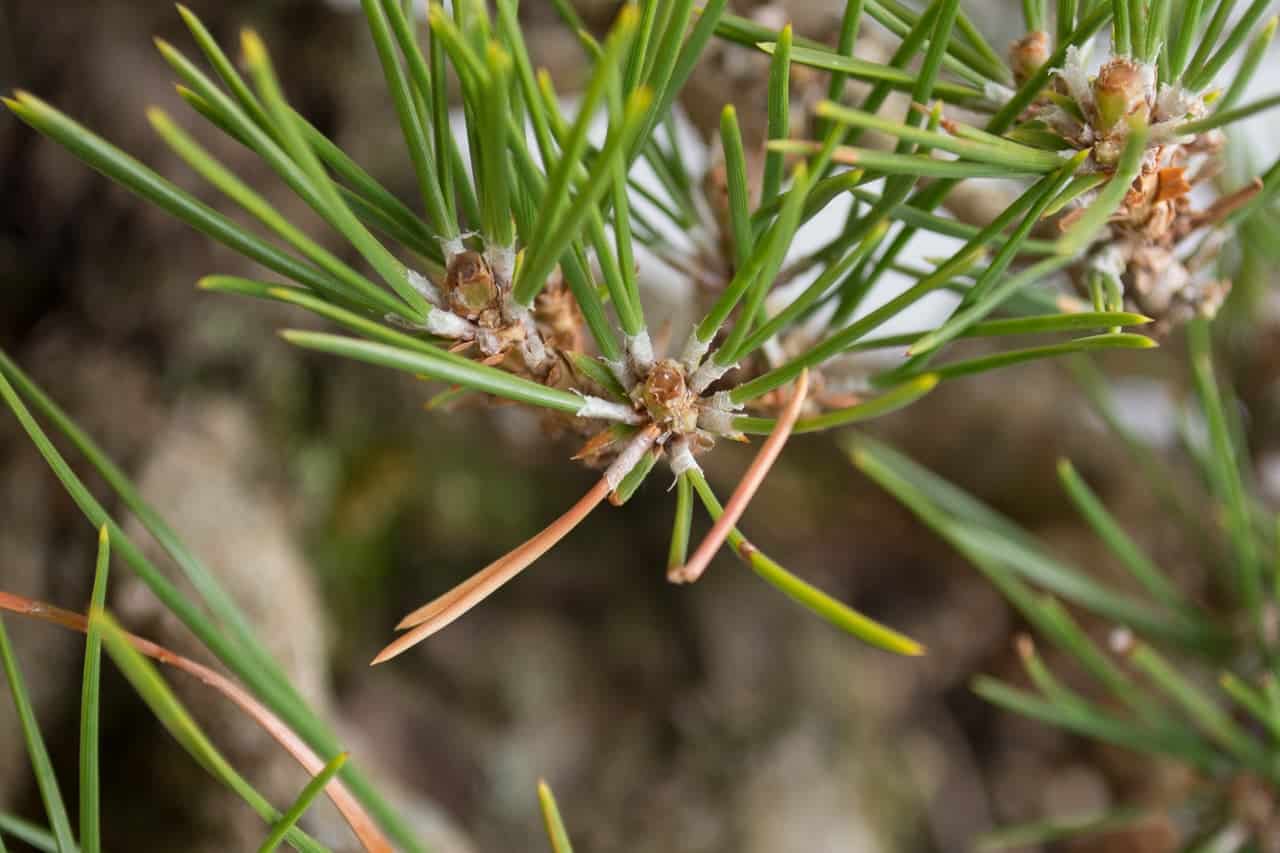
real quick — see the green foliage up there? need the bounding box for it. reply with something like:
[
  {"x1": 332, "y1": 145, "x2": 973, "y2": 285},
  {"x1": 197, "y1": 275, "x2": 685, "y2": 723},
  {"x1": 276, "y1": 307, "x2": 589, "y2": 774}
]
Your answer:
[
  {"x1": 537, "y1": 781, "x2": 575, "y2": 853},
  {"x1": 95, "y1": 612, "x2": 329, "y2": 852},
  {"x1": 855, "y1": 324, "x2": 1280, "y2": 847},
  {"x1": 78, "y1": 527, "x2": 110, "y2": 853},
  {"x1": 0, "y1": 615, "x2": 76, "y2": 853},
  {"x1": 258, "y1": 753, "x2": 350, "y2": 853},
  {"x1": 2, "y1": 0, "x2": 1279, "y2": 847}
]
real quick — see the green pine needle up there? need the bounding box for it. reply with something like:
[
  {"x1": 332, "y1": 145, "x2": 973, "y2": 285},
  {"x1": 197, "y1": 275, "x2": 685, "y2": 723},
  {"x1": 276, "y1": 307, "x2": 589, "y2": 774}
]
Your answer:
[
  {"x1": 0, "y1": 617, "x2": 77, "y2": 853},
  {"x1": 668, "y1": 474, "x2": 695, "y2": 575},
  {"x1": 78, "y1": 525, "x2": 111, "y2": 853},
  {"x1": 258, "y1": 753, "x2": 350, "y2": 853},
  {"x1": 760, "y1": 24, "x2": 793, "y2": 209},
  {"x1": 537, "y1": 780, "x2": 575, "y2": 853},
  {"x1": 281, "y1": 331, "x2": 587, "y2": 414},
  {"x1": 1056, "y1": 460, "x2": 1197, "y2": 614},
  {"x1": 2, "y1": 92, "x2": 360, "y2": 310},
  {"x1": 736, "y1": 374, "x2": 940, "y2": 435},
  {"x1": 687, "y1": 470, "x2": 925, "y2": 656},
  {"x1": 719, "y1": 106, "x2": 754, "y2": 270},
  {"x1": 975, "y1": 809, "x2": 1155, "y2": 851},
  {"x1": 763, "y1": 43, "x2": 987, "y2": 107},
  {"x1": 0, "y1": 814, "x2": 63, "y2": 853}
]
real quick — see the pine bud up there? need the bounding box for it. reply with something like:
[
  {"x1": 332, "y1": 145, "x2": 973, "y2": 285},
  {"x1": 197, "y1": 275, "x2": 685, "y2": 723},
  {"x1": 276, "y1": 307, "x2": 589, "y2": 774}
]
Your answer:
[
  {"x1": 445, "y1": 250, "x2": 498, "y2": 319},
  {"x1": 641, "y1": 360, "x2": 697, "y2": 433},
  {"x1": 1008, "y1": 31, "x2": 1050, "y2": 85},
  {"x1": 1093, "y1": 58, "x2": 1149, "y2": 132}
]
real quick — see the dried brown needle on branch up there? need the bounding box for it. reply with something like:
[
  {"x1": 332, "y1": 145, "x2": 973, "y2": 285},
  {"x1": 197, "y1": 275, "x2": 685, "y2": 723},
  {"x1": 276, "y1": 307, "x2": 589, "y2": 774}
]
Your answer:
[{"x1": 373, "y1": 425, "x2": 663, "y2": 665}]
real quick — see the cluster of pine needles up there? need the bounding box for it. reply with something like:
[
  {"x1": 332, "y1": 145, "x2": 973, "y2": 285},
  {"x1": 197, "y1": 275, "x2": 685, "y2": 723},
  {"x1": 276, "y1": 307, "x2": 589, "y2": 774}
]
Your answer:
[{"x1": 1, "y1": 0, "x2": 1279, "y2": 848}]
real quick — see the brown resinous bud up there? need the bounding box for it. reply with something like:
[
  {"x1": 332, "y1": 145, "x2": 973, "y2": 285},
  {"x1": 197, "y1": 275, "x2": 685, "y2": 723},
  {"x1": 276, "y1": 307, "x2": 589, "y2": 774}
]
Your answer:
[
  {"x1": 1009, "y1": 31, "x2": 1050, "y2": 86},
  {"x1": 1092, "y1": 58, "x2": 1151, "y2": 133},
  {"x1": 444, "y1": 250, "x2": 499, "y2": 320},
  {"x1": 639, "y1": 360, "x2": 698, "y2": 434}
]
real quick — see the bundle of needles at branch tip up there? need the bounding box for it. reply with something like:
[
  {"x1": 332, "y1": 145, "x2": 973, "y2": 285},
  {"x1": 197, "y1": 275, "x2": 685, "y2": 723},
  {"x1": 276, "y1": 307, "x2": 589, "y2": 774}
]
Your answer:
[{"x1": 4, "y1": 0, "x2": 1280, "y2": 669}]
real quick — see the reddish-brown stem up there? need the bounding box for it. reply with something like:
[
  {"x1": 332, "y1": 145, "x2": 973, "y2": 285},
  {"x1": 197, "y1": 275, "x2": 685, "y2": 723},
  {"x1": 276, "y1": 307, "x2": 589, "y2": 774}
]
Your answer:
[
  {"x1": 668, "y1": 369, "x2": 810, "y2": 585},
  {"x1": 0, "y1": 592, "x2": 391, "y2": 853},
  {"x1": 1193, "y1": 177, "x2": 1262, "y2": 227}
]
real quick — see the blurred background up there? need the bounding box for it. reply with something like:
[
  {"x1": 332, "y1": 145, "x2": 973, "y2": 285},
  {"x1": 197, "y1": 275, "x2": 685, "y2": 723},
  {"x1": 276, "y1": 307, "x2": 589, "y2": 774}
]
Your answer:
[{"x1": 2, "y1": 1, "x2": 1280, "y2": 850}]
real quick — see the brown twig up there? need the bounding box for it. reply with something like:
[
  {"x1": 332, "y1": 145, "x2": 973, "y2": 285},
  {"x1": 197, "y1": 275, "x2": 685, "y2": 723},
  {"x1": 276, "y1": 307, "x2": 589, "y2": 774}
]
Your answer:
[
  {"x1": 668, "y1": 368, "x2": 810, "y2": 584},
  {"x1": 1191, "y1": 177, "x2": 1263, "y2": 229},
  {"x1": 0, "y1": 592, "x2": 391, "y2": 853}
]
